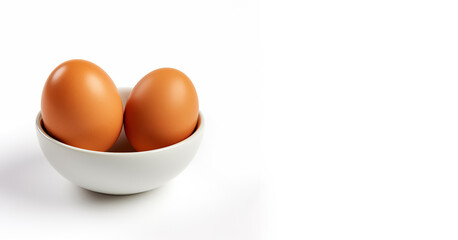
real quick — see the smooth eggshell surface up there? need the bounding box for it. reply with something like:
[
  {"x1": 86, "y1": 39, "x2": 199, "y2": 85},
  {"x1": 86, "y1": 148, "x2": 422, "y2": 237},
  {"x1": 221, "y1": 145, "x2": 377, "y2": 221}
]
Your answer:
[
  {"x1": 124, "y1": 68, "x2": 199, "y2": 151},
  {"x1": 41, "y1": 59, "x2": 124, "y2": 151}
]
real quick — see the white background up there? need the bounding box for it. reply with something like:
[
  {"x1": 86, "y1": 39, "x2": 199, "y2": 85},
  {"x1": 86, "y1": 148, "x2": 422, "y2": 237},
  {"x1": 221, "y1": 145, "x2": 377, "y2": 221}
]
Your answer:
[{"x1": 1, "y1": 0, "x2": 458, "y2": 239}]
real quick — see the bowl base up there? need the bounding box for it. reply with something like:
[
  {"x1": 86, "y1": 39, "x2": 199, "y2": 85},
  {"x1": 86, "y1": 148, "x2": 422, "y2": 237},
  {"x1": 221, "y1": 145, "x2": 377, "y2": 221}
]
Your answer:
[{"x1": 80, "y1": 186, "x2": 160, "y2": 196}]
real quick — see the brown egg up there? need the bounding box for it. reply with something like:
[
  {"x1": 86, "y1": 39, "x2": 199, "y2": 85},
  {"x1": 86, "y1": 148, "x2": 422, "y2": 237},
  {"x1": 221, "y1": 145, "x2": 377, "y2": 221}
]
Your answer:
[
  {"x1": 41, "y1": 59, "x2": 123, "y2": 151},
  {"x1": 124, "y1": 68, "x2": 199, "y2": 151}
]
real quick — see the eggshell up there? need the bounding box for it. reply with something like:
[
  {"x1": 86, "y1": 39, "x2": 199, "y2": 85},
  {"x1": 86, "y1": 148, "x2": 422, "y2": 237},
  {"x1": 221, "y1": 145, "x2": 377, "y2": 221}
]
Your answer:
[
  {"x1": 41, "y1": 59, "x2": 123, "y2": 151},
  {"x1": 124, "y1": 68, "x2": 199, "y2": 151}
]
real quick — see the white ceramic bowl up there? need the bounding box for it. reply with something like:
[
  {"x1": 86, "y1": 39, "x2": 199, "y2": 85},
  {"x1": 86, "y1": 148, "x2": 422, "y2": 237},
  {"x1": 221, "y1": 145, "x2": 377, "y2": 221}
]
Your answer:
[{"x1": 36, "y1": 87, "x2": 204, "y2": 195}]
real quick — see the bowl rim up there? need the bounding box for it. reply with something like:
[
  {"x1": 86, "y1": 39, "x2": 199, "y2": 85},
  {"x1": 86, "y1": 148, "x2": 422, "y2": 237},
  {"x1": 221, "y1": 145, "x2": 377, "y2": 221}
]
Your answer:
[{"x1": 36, "y1": 111, "x2": 204, "y2": 156}]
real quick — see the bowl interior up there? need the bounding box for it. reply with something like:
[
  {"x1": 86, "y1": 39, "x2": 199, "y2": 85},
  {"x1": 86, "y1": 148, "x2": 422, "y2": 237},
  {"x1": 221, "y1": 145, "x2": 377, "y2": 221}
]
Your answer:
[{"x1": 107, "y1": 87, "x2": 136, "y2": 152}]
